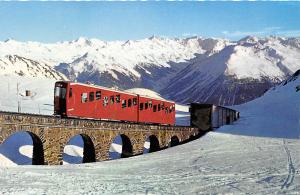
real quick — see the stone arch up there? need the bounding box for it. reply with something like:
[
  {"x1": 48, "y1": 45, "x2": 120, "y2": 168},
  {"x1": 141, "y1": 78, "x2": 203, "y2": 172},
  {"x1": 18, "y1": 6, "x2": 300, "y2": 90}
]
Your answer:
[
  {"x1": 109, "y1": 134, "x2": 133, "y2": 159},
  {"x1": 28, "y1": 132, "x2": 44, "y2": 165},
  {"x1": 1, "y1": 131, "x2": 44, "y2": 165},
  {"x1": 63, "y1": 134, "x2": 96, "y2": 164},
  {"x1": 144, "y1": 135, "x2": 160, "y2": 153},
  {"x1": 120, "y1": 134, "x2": 133, "y2": 158},
  {"x1": 189, "y1": 134, "x2": 196, "y2": 141},
  {"x1": 188, "y1": 130, "x2": 199, "y2": 141},
  {"x1": 81, "y1": 134, "x2": 96, "y2": 163},
  {"x1": 169, "y1": 135, "x2": 180, "y2": 147}
]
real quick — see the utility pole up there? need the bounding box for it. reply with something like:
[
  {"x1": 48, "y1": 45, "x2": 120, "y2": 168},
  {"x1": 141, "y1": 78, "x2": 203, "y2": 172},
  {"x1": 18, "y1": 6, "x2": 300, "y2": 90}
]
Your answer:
[{"x1": 17, "y1": 82, "x2": 21, "y2": 113}]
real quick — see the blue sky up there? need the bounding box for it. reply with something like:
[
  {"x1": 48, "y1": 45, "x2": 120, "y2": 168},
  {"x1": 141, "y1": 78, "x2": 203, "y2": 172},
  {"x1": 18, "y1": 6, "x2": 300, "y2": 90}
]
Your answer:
[{"x1": 0, "y1": 2, "x2": 300, "y2": 42}]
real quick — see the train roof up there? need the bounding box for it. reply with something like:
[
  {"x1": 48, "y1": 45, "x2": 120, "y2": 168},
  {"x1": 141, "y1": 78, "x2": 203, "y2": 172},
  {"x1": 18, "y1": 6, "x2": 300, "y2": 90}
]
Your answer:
[
  {"x1": 189, "y1": 103, "x2": 237, "y2": 112},
  {"x1": 58, "y1": 81, "x2": 175, "y2": 104}
]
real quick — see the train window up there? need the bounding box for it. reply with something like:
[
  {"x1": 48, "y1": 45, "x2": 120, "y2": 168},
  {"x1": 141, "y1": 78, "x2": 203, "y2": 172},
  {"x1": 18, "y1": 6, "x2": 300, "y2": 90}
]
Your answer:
[
  {"x1": 145, "y1": 102, "x2": 148, "y2": 109},
  {"x1": 103, "y1": 96, "x2": 108, "y2": 106},
  {"x1": 139, "y1": 103, "x2": 143, "y2": 110},
  {"x1": 133, "y1": 98, "x2": 137, "y2": 105},
  {"x1": 165, "y1": 107, "x2": 169, "y2": 114},
  {"x1": 128, "y1": 99, "x2": 132, "y2": 107},
  {"x1": 55, "y1": 87, "x2": 60, "y2": 97},
  {"x1": 69, "y1": 88, "x2": 73, "y2": 98},
  {"x1": 55, "y1": 85, "x2": 66, "y2": 99},
  {"x1": 96, "y1": 91, "x2": 101, "y2": 100},
  {"x1": 122, "y1": 100, "x2": 126, "y2": 108},
  {"x1": 60, "y1": 88, "x2": 66, "y2": 99},
  {"x1": 169, "y1": 106, "x2": 172, "y2": 113},
  {"x1": 153, "y1": 105, "x2": 157, "y2": 112},
  {"x1": 158, "y1": 104, "x2": 161, "y2": 111},
  {"x1": 161, "y1": 103, "x2": 165, "y2": 110},
  {"x1": 110, "y1": 96, "x2": 114, "y2": 104},
  {"x1": 89, "y1": 92, "x2": 94, "y2": 102},
  {"x1": 81, "y1": 93, "x2": 88, "y2": 103},
  {"x1": 149, "y1": 101, "x2": 152, "y2": 108},
  {"x1": 116, "y1": 95, "x2": 121, "y2": 103}
]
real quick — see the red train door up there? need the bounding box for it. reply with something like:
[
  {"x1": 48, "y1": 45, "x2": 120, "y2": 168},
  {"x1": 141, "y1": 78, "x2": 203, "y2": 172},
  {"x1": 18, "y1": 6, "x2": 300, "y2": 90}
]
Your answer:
[{"x1": 54, "y1": 82, "x2": 68, "y2": 116}]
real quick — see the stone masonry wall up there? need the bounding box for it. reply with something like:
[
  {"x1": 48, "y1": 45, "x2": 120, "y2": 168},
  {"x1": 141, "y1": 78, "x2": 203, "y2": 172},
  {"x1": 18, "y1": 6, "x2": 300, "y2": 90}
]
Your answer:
[{"x1": 0, "y1": 112, "x2": 199, "y2": 165}]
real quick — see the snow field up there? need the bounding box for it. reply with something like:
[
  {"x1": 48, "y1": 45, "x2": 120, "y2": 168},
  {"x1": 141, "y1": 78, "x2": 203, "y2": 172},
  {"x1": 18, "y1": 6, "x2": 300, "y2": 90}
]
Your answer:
[
  {"x1": 0, "y1": 132, "x2": 299, "y2": 194},
  {"x1": 219, "y1": 71, "x2": 300, "y2": 139}
]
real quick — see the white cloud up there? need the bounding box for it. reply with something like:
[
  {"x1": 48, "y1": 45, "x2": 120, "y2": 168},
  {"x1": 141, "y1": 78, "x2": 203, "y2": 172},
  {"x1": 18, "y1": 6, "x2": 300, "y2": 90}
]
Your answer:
[
  {"x1": 276, "y1": 30, "x2": 300, "y2": 37},
  {"x1": 182, "y1": 33, "x2": 197, "y2": 37},
  {"x1": 222, "y1": 27, "x2": 300, "y2": 39}
]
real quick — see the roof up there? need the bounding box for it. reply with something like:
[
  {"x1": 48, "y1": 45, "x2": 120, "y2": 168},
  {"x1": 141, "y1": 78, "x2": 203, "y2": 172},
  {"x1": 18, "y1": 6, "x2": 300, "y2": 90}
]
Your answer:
[{"x1": 58, "y1": 81, "x2": 175, "y2": 104}]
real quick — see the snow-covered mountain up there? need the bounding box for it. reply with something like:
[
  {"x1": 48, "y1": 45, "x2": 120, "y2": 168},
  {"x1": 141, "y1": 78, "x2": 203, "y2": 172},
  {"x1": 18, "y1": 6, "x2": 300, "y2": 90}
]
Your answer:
[
  {"x1": 0, "y1": 55, "x2": 66, "y2": 80},
  {"x1": 162, "y1": 36, "x2": 300, "y2": 105},
  {"x1": 0, "y1": 36, "x2": 229, "y2": 89},
  {"x1": 1, "y1": 36, "x2": 300, "y2": 105},
  {"x1": 219, "y1": 69, "x2": 300, "y2": 138}
]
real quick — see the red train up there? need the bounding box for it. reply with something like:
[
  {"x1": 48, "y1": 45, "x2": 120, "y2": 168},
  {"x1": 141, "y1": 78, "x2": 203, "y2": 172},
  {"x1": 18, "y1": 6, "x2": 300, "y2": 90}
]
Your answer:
[{"x1": 54, "y1": 81, "x2": 175, "y2": 125}]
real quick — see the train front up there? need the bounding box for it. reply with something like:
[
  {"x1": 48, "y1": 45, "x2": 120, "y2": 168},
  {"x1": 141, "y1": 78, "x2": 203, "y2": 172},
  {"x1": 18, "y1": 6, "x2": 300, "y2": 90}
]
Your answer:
[{"x1": 54, "y1": 81, "x2": 69, "y2": 116}]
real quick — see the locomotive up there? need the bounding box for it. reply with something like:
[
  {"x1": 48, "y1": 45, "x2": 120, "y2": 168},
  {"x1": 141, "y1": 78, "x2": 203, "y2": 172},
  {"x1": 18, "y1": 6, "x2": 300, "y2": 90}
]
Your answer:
[{"x1": 54, "y1": 81, "x2": 175, "y2": 125}]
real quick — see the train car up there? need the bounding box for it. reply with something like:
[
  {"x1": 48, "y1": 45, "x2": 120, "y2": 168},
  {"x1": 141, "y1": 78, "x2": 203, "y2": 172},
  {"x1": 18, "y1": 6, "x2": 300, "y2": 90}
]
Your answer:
[
  {"x1": 190, "y1": 103, "x2": 239, "y2": 131},
  {"x1": 54, "y1": 81, "x2": 175, "y2": 125},
  {"x1": 54, "y1": 81, "x2": 138, "y2": 122},
  {"x1": 138, "y1": 95, "x2": 175, "y2": 125}
]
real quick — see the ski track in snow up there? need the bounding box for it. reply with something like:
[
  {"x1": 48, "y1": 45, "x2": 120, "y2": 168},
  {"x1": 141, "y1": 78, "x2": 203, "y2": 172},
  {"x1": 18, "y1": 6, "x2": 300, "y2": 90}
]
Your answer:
[{"x1": 281, "y1": 140, "x2": 295, "y2": 189}]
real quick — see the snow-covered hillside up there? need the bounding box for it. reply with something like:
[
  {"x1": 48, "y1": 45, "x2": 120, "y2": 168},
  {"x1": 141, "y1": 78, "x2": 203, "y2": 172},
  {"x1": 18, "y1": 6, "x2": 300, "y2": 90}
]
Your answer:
[
  {"x1": 0, "y1": 76, "x2": 57, "y2": 114},
  {"x1": 219, "y1": 69, "x2": 300, "y2": 138},
  {"x1": 163, "y1": 36, "x2": 300, "y2": 105},
  {"x1": 0, "y1": 55, "x2": 66, "y2": 80},
  {"x1": 0, "y1": 132, "x2": 299, "y2": 194}
]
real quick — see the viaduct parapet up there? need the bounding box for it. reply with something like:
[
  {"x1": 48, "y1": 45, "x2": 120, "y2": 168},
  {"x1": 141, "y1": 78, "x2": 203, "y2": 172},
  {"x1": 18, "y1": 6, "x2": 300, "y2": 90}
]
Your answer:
[{"x1": 0, "y1": 111, "x2": 200, "y2": 165}]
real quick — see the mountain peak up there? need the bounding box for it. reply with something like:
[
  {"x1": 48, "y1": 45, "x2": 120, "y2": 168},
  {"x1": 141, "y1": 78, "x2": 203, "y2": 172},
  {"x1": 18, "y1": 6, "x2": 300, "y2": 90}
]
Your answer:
[
  {"x1": 148, "y1": 35, "x2": 165, "y2": 41},
  {"x1": 74, "y1": 37, "x2": 92, "y2": 46},
  {"x1": 0, "y1": 55, "x2": 66, "y2": 80},
  {"x1": 3, "y1": 38, "x2": 17, "y2": 43},
  {"x1": 184, "y1": 36, "x2": 201, "y2": 40},
  {"x1": 238, "y1": 36, "x2": 259, "y2": 43}
]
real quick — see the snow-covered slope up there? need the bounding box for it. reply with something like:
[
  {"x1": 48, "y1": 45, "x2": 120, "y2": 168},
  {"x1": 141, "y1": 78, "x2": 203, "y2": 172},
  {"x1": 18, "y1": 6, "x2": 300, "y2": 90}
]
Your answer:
[
  {"x1": 219, "y1": 69, "x2": 300, "y2": 138},
  {"x1": 163, "y1": 36, "x2": 300, "y2": 105},
  {"x1": 0, "y1": 75, "x2": 58, "y2": 114},
  {"x1": 0, "y1": 55, "x2": 66, "y2": 80},
  {"x1": 0, "y1": 132, "x2": 299, "y2": 194}
]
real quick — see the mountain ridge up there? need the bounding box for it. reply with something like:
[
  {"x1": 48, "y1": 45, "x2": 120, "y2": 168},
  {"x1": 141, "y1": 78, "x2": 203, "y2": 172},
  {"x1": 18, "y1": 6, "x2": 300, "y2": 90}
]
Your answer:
[{"x1": 1, "y1": 36, "x2": 299, "y2": 105}]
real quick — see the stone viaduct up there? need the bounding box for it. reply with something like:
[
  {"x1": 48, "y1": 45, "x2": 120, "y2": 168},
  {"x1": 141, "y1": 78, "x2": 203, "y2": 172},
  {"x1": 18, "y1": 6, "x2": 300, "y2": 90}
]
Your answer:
[{"x1": 0, "y1": 111, "x2": 200, "y2": 165}]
